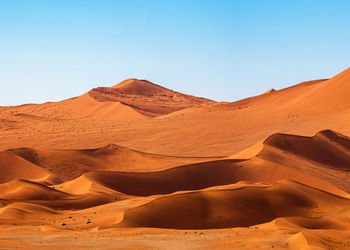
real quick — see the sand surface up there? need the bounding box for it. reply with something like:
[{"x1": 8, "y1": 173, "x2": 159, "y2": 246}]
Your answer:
[{"x1": 1, "y1": 72, "x2": 350, "y2": 249}]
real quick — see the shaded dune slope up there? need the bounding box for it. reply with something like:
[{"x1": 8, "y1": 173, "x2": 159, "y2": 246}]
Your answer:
[
  {"x1": 263, "y1": 129, "x2": 350, "y2": 171},
  {"x1": 119, "y1": 180, "x2": 350, "y2": 229},
  {"x1": 6, "y1": 145, "x2": 219, "y2": 182},
  {"x1": 0, "y1": 179, "x2": 128, "y2": 210},
  {"x1": 253, "y1": 130, "x2": 350, "y2": 192},
  {"x1": 72, "y1": 159, "x2": 341, "y2": 197},
  {"x1": 48, "y1": 129, "x2": 350, "y2": 198}
]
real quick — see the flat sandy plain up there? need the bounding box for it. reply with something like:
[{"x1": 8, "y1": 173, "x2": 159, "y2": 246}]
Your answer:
[{"x1": 1, "y1": 70, "x2": 350, "y2": 249}]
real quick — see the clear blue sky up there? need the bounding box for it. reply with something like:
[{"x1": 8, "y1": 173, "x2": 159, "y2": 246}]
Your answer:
[{"x1": 0, "y1": 0, "x2": 349, "y2": 105}]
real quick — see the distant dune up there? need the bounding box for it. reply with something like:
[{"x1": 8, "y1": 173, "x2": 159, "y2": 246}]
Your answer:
[
  {"x1": 1, "y1": 69, "x2": 350, "y2": 156},
  {"x1": 89, "y1": 79, "x2": 215, "y2": 116},
  {"x1": 0, "y1": 79, "x2": 214, "y2": 121}
]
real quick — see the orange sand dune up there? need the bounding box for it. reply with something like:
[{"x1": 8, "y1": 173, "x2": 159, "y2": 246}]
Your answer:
[
  {"x1": 0, "y1": 179, "x2": 128, "y2": 210},
  {"x1": 0, "y1": 79, "x2": 213, "y2": 121},
  {"x1": 89, "y1": 79, "x2": 215, "y2": 116},
  {"x1": 263, "y1": 129, "x2": 350, "y2": 171},
  {"x1": 0, "y1": 202, "x2": 59, "y2": 220},
  {"x1": 237, "y1": 129, "x2": 350, "y2": 193},
  {"x1": 118, "y1": 180, "x2": 350, "y2": 229},
  {"x1": 5, "y1": 145, "x2": 219, "y2": 181},
  {"x1": 1, "y1": 69, "x2": 350, "y2": 249},
  {"x1": 3, "y1": 92, "x2": 147, "y2": 121},
  {"x1": 46, "y1": 129, "x2": 350, "y2": 198},
  {"x1": 0, "y1": 151, "x2": 60, "y2": 184},
  {"x1": 1, "y1": 70, "x2": 349, "y2": 156},
  {"x1": 55, "y1": 156, "x2": 342, "y2": 197},
  {"x1": 0, "y1": 179, "x2": 73, "y2": 200}
]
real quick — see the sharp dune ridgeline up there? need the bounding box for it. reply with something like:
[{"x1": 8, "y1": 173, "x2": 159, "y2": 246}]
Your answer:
[{"x1": 1, "y1": 69, "x2": 350, "y2": 249}]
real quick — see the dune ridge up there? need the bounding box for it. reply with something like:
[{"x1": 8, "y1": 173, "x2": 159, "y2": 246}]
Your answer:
[
  {"x1": 118, "y1": 180, "x2": 350, "y2": 229},
  {"x1": 0, "y1": 78, "x2": 214, "y2": 121},
  {"x1": 5, "y1": 144, "x2": 220, "y2": 181}
]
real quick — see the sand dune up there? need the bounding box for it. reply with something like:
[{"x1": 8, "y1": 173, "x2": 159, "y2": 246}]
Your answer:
[
  {"x1": 0, "y1": 178, "x2": 128, "y2": 211},
  {"x1": 119, "y1": 180, "x2": 350, "y2": 229},
  {"x1": 89, "y1": 79, "x2": 215, "y2": 116},
  {"x1": 0, "y1": 79, "x2": 213, "y2": 121},
  {"x1": 0, "y1": 151, "x2": 59, "y2": 184},
  {"x1": 2, "y1": 70, "x2": 350, "y2": 156},
  {"x1": 0, "y1": 202, "x2": 59, "y2": 219},
  {"x1": 248, "y1": 130, "x2": 350, "y2": 193},
  {"x1": 1, "y1": 69, "x2": 350, "y2": 248},
  {"x1": 45, "y1": 129, "x2": 349, "y2": 198},
  {"x1": 54, "y1": 157, "x2": 343, "y2": 197},
  {"x1": 263, "y1": 129, "x2": 350, "y2": 171},
  {"x1": 5, "y1": 145, "x2": 219, "y2": 181},
  {"x1": 0, "y1": 179, "x2": 73, "y2": 202},
  {"x1": 2, "y1": 92, "x2": 148, "y2": 121}
]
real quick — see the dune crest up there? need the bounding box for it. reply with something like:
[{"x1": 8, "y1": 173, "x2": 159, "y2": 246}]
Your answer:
[
  {"x1": 118, "y1": 180, "x2": 350, "y2": 229},
  {"x1": 88, "y1": 78, "x2": 214, "y2": 116},
  {"x1": 0, "y1": 79, "x2": 214, "y2": 121}
]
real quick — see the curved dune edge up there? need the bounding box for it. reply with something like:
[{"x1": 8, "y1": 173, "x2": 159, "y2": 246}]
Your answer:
[
  {"x1": 117, "y1": 180, "x2": 350, "y2": 229},
  {"x1": 227, "y1": 129, "x2": 350, "y2": 160},
  {"x1": 0, "y1": 78, "x2": 214, "y2": 121},
  {"x1": 5, "y1": 144, "x2": 221, "y2": 182},
  {"x1": 1, "y1": 129, "x2": 349, "y2": 199},
  {"x1": 225, "y1": 129, "x2": 350, "y2": 195},
  {"x1": 0, "y1": 202, "x2": 60, "y2": 220},
  {"x1": 0, "y1": 133, "x2": 350, "y2": 248},
  {"x1": 54, "y1": 157, "x2": 344, "y2": 198},
  {"x1": 0, "y1": 151, "x2": 61, "y2": 185}
]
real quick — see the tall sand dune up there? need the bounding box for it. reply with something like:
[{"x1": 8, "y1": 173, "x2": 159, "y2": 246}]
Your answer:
[
  {"x1": 0, "y1": 79, "x2": 213, "y2": 121},
  {"x1": 2, "y1": 69, "x2": 350, "y2": 156}
]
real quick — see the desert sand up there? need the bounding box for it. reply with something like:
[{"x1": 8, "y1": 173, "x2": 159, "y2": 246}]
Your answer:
[{"x1": 1, "y1": 70, "x2": 350, "y2": 249}]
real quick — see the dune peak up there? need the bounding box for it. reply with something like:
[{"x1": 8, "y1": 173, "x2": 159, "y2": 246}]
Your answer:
[{"x1": 87, "y1": 79, "x2": 214, "y2": 116}]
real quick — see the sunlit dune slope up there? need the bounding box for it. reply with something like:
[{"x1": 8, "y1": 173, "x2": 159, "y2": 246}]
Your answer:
[
  {"x1": 2, "y1": 69, "x2": 350, "y2": 156},
  {"x1": 0, "y1": 202, "x2": 59, "y2": 220},
  {"x1": 0, "y1": 79, "x2": 214, "y2": 121},
  {"x1": 0, "y1": 151, "x2": 60, "y2": 184}
]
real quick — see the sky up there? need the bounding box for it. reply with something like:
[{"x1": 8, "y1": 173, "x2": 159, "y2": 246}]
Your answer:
[{"x1": 0, "y1": 0, "x2": 349, "y2": 105}]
